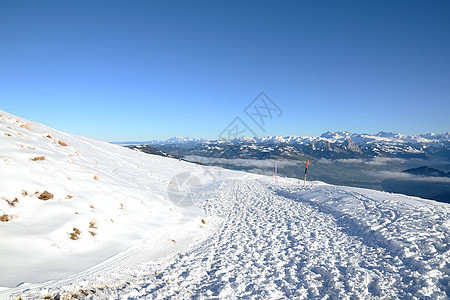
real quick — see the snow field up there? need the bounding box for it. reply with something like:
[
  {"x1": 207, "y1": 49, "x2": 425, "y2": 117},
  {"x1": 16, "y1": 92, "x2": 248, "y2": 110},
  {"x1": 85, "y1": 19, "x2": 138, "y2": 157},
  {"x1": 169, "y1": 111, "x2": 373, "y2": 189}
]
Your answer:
[{"x1": 13, "y1": 179, "x2": 449, "y2": 299}]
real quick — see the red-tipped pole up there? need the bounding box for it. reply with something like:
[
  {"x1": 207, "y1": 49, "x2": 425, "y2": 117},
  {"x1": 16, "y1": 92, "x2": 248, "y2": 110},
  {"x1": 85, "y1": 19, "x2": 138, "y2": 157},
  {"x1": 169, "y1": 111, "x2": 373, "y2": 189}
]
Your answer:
[{"x1": 303, "y1": 159, "x2": 309, "y2": 187}]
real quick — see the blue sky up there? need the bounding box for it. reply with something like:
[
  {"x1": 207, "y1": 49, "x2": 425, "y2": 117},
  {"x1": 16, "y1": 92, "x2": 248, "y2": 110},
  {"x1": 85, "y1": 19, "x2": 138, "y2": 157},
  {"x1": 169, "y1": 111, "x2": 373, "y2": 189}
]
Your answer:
[{"x1": 1, "y1": 1, "x2": 449, "y2": 141}]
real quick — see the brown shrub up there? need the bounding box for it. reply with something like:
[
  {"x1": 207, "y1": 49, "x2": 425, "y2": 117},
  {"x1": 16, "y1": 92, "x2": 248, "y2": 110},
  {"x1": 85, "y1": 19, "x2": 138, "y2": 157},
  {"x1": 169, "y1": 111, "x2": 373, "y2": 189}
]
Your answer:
[
  {"x1": 1, "y1": 214, "x2": 10, "y2": 222},
  {"x1": 4, "y1": 133, "x2": 11, "y2": 136},
  {"x1": 66, "y1": 195, "x2": 73, "y2": 199},
  {"x1": 201, "y1": 219, "x2": 206, "y2": 224},
  {"x1": 58, "y1": 140, "x2": 67, "y2": 146},
  {"x1": 89, "y1": 231, "x2": 97, "y2": 237},
  {"x1": 38, "y1": 191, "x2": 54, "y2": 200},
  {"x1": 31, "y1": 156, "x2": 46, "y2": 161},
  {"x1": 69, "y1": 227, "x2": 81, "y2": 240},
  {"x1": 93, "y1": 175, "x2": 99, "y2": 180},
  {"x1": 89, "y1": 221, "x2": 97, "y2": 229}
]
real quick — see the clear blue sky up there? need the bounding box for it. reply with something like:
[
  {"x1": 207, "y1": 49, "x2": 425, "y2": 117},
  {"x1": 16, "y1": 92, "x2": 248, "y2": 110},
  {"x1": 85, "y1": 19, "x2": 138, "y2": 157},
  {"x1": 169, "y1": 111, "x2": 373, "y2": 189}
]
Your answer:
[{"x1": 1, "y1": 1, "x2": 449, "y2": 142}]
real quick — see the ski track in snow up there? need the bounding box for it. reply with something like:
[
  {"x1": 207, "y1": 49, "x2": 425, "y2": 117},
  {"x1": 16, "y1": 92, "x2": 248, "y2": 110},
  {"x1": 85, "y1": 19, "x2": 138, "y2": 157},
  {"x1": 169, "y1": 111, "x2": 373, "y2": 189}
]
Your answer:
[{"x1": 11, "y1": 179, "x2": 450, "y2": 299}]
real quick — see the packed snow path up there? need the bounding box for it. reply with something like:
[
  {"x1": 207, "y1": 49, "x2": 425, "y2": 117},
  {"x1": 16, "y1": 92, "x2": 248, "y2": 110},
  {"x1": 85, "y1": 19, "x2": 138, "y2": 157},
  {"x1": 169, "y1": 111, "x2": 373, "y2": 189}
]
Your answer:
[{"x1": 14, "y1": 179, "x2": 449, "y2": 299}]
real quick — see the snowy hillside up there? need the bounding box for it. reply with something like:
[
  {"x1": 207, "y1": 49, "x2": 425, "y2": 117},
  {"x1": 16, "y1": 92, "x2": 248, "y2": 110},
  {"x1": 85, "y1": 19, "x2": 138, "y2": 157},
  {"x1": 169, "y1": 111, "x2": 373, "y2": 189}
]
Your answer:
[
  {"x1": 1, "y1": 111, "x2": 449, "y2": 299},
  {"x1": 0, "y1": 110, "x2": 244, "y2": 292}
]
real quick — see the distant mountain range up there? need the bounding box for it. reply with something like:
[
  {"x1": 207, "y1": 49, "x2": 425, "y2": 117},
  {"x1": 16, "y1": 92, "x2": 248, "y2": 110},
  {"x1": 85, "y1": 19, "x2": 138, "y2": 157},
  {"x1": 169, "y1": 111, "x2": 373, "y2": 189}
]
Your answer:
[
  {"x1": 124, "y1": 131, "x2": 450, "y2": 161},
  {"x1": 113, "y1": 131, "x2": 450, "y2": 147}
]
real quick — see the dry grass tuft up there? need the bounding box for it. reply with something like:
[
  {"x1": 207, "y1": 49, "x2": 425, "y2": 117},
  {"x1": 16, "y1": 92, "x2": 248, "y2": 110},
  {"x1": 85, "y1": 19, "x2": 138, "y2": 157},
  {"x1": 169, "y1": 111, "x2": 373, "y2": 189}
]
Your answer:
[
  {"x1": 5, "y1": 198, "x2": 19, "y2": 207},
  {"x1": 4, "y1": 133, "x2": 11, "y2": 136},
  {"x1": 38, "y1": 191, "x2": 54, "y2": 200},
  {"x1": 22, "y1": 190, "x2": 28, "y2": 196},
  {"x1": 60, "y1": 292, "x2": 80, "y2": 299},
  {"x1": 1, "y1": 214, "x2": 11, "y2": 222},
  {"x1": 46, "y1": 135, "x2": 52, "y2": 139},
  {"x1": 20, "y1": 122, "x2": 34, "y2": 130},
  {"x1": 96, "y1": 284, "x2": 108, "y2": 290},
  {"x1": 89, "y1": 231, "x2": 97, "y2": 237},
  {"x1": 201, "y1": 219, "x2": 206, "y2": 224},
  {"x1": 31, "y1": 156, "x2": 46, "y2": 161},
  {"x1": 89, "y1": 221, "x2": 97, "y2": 229},
  {"x1": 66, "y1": 195, "x2": 73, "y2": 199},
  {"x1": 58, "y1": 140, "x2": 67, "y2": 146},
  {"x1": 69, "y1": 227, "x2": 81, "y2": 240},
  {"x1": 90, "y1": 205, "x2": 95, "y2": 209},
  {"x1": 93, "y1": 175, "x2": 99, "y2": 180}
]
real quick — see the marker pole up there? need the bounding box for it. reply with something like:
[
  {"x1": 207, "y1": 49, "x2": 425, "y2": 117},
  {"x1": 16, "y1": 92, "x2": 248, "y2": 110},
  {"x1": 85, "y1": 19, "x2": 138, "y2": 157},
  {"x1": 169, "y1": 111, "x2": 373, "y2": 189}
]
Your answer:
[
  {"x1": 303, "y1": 159, "x2": 309, "y2": 187},
  {"x1": 275, "y1": 162, "x2": 278, "y2": 185}
]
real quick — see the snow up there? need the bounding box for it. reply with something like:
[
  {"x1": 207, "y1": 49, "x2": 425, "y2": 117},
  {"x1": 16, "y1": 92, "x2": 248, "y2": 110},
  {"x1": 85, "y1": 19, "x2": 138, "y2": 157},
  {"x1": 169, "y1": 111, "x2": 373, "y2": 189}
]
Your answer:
[
  {"x1": 115, "y1": 131, "x2": 450, "y2": 147},
  {"x1": 0, "y1": 110, "x2": 243, "y2": 291},
  {"x1": 1, "y1": 110, "x2": 449, "y2": 299}
]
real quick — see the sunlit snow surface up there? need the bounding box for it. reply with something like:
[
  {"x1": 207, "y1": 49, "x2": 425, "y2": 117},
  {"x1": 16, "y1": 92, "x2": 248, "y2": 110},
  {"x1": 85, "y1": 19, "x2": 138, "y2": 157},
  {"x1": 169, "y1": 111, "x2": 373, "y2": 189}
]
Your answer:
[{"x1": 0, "y1": 111, "x2": 449, "y2": 299}]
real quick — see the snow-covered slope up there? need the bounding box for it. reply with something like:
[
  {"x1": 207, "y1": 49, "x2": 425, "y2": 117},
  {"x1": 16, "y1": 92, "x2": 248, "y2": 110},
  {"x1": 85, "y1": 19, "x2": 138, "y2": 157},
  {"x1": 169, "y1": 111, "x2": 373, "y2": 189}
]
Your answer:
[
  {"x1": 1, "y1": 111, "x2": 449, "y2": 299},
  {"x1": 0, "y1": 110, "x2": 243, "y2": 290}
]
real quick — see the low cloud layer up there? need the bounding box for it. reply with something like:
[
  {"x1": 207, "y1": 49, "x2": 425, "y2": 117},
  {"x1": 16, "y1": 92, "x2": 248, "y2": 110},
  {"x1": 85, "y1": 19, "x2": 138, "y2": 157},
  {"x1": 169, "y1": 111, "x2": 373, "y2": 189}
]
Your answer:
[
  {"x1": 365, "y1": 157, "x2": 406, "y2": 165},
  {"x1": 369, "y1": 171, "x2": 450, "y2": 183},
  {"x1": 185, "y1": 156, "x2": 299, "y2": 169},
  {"x1": 318, "y1": 157, "x2": 406, "y2": 166}
]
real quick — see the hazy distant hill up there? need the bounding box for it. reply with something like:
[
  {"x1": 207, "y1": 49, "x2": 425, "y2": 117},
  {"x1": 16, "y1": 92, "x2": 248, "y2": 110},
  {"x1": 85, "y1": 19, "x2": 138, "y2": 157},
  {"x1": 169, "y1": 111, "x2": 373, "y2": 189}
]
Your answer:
[{"x1": 402, "y1": 166, "x2": 450, "y2": 177}]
